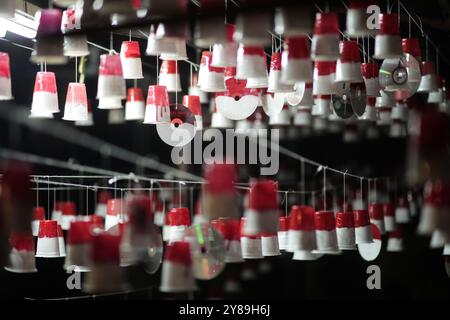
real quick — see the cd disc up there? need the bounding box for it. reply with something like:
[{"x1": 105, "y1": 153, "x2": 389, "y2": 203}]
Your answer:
[
  {"x1": 350, "y1": 82, "x2": 367, "y2": 117},
  {"x1": 142, "y1": 224, "x2": 164, "y2": 274},
  {"x1": 111, "y1": 222, "x2": 164, "y2": 274},
  {"x1": 156, "y1": 104, "x2": 197, "y2": 147},
  {"x1": 332, "y1": 82, "x2": 354, "y2": 119},
  {"x1": 184, "y1": 223, "x2": 226, "y2": 280},
  {"x1": 379, "y1": 54, "x2": 421, "y2": 100},
  {"x1": 285, "y1": 82, "x2": 306, "y2": 106}
]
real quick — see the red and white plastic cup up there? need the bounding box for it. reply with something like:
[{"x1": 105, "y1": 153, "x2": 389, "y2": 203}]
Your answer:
[
  {"x1": 354, "y1": 210, "x2": 373, "y2": 244},
  {"x1": 197, "y1": 51, "x2": 211, "y2": 89},
  {"x1": 311, "y1": 12, "x2": 340, "y2": 61},
  {"x1": 395, "y1": 196, "x2": 410, "y2": 224},
  {"x1": 159, "y1": 60, "x2": 181, "y2": 92},
  {"x1": 0, "y1": 52, "x2": 13, "y2": 100},
  {"x1": 369, "y1": 203, "x2": 385, "y2": 234},
  {"x1": 402, "y1": 38, "x2": 421, "y2": 61},
  {"x1": 236, "y1": 45, "x2": 267, "y2": 80},
  {"x1": 210, "y1": 93, "x2": 234, "y2": 129},
  {"x1": 153, "y1": 199, "x2": 165, "y2": 227},
  {"x1": 183, "y1": 95, "x2": 203, "y2": 130},
  {"x1": 383, "y1": 202, "x2": 396, "y2": 232},
  {"x1": 417, "y1": 61, "x2": 438, "y2": 93},
  {"x1": 430, "y1": 230, "x2": 446, "y2": 249},
  {"x1": 32, "y1": 207, "x2": 45, "y2": 237},
  {"x1": 188, "y1": 84, "x2": 209, "y2": 104},
  {"x1": 63, "y1": 82, "x2": 88, "y2": 121},
  {"x1": 97, "y1": 54, "x2": 126, "y2": 100},
  {"x1": 125, "y1": 87, "x2": 145, "y2": 120},
  {"x1": 243, "y1": 180, "x2": 279, "y2": 236},
  {"x1": 245, "y1": 73, "x2": 269, "y2": 89},
  {"x1": 211, "y1": 24, "x2": 237, "y2": 68},
  {"x1": 293, "y1": 108, "x2": 312, "y2": 127},
  {"x1": 166, "y1": 207, "x2": 191, "y2": 242},
  {"x1": 159, "y1": 39, "x2": 188, "y2": 61},
  {"x1": 95, "y1": 191, "x2": 110, "y2": 218},
  {"x1": 269, "y1": 105, "x2": 291, "y2": 126},
  {"x1": 105, "y1": 199, "x2": 122, "y2": 230},
  {"x1": 31, "y1": 72, "x2": 59, "y2": 115},
  {"x1": 314, "y1": 211, "x2": 340, "y2": 253},
  {"x1": 281, "y1": 36, "x2": 312, "y2": 84},
  {"x1": 376, "y1": 91, "x2": 394, "y2": 125},
  {"x1": 146, "y1": 25, "x2": 173, "y2": 56},
  {"x1": 335, "y1": 40, "x2": 362, "y2": 83},
  {"x1": 240, "y1": 218, "x2": 263, "y2": 259},
  {"x1": 278, "y1": 216, "x2": 290, "y2": 251},
  {"x1": 268, "y1": 52, "x2": 294, "y2": 93},
  {"x1": 5, "y1": 232, "x2": 37, "y2": 273},
  {"x1": 160, "y1": 241, "x2": 196, "y2": 292},
  {"x1": 261, "y1": 232, "x2": 281, "y2": 257},
  {"x1": 387, "y1": 226, "x2": 403, "y2": 252},
  {"x1": 144, "y1": 85, "x2": 170, "y2": 124},
  {"x1": 64, "y1": 220, "x2": 92, "y2": 272},
  {"x1": 373, "y1": 13, "x2": 402, "y2": 59},
  {"x1": 427, "y1": 76, "x2": 445, "y2": 103},
  {"x1": 57, "y1": 224, "x2": 66, "y2": 257},
  {"x1": 120, "y1": 41, "x2": 143, "y2": 79},
  {"x1": 361, "y1": 62, "x2": 381, "y2": 97},
  {"x1": 61, "y1": 201, "x2": 77, "y2": 230},
  {"x1": 51, "y1": 202, "x2": 63, "y2": 225},
  {"x1": 359, "y1": 97, "x2": 377, "y2": 121},
  {"x1": 61, "y1": 8, "x2": 89, "y2": 57},
  {"x1": 345, "y1": 1, "x2": 377, "y2": 37},
  {"x1": 159, "y1": 241, "x2": 196, "y2": 293},
  {"x1": 287, "y1": 82, "x2": 314, "y2": 107},
  {"x1": 336, "y1": 211, "x2": 356, "y2": 250},
  {"x1": 312, "y1": 94, "x2": 332, "y2": 117},
  {"x1": 211, "y1": 218, "x2": 243, "y2": 263},
  {"x1": 418, "y1": 180, "x2": 450, "y2": 235},
  {"x1": 200, "y1": 52, "x2": 226, "y2": 93},
  {"x1": 31, "y1": 9, "x2": 67, "y2": 65},
  {"x1": 36, "y1": 220, "x2": 61, "y2": 258},
  {"x1": 313, "y1": 61, "x2": 336, "y2": 95},
  {"x1": 287, "y1": 205, "x2": 316, "y2": 252},
  {"x1": 84, "y1": 232, "x2": 126, "y2": 293}
]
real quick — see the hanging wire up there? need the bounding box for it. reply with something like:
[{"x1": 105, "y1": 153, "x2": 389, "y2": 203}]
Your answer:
[
  {"x1": 75, "y1": 56, "x2": 78, "y2": 83},
  {"x1": 386, "y1": 177, "x2": 391, "y2": 202},
  {"x1": 156, "y1": 56, "x2": 159, "y2": 84},
  {"x1": 178, "y1": 181, "x2": 182, "y2": 208},
  {"x1": 110, "y1": 31, "x2": 114, "y2": 52},
  {"x1": 0, "y1": 38, "x2": 34, "y2": 51},
  {"x1": 86, "y1": 186, "x2": 89, "y2": 215},
  {"x1": 284, "y1": 191, "x2": 288, "y2": 216},
  {"x1": 300, "y1": 159, "x2": 305, "y2": 204},
  {"x1": 87, "y1": 41, "x2": 113, "y2": 53},
  {"x1": 399, "y1": 1, "x2": 449, "y2": 67},
  {"x1": 436, "y1": 47, "x2": 440, "y2": 74},
  {"x1": 343, "y1": 170, "x2": 347, "y2": 206},
  {"x1": 374, "y1": 178, "x2": 378, "y2": 202},
  {"x1": 323, "y1": 167, "x2": 327, "y2": 211},
  {"x1": 36, "y1": 179, "x2": 39, "y2": 207},
  {"x1": 408, "y1": 13, "x2": 411, "y2": 38},
  {"x1": 47, "y1": 176, "x2": 50, "y2": 218},
  {"x1": 175, "y1": 61, "x2": 178, "y2": 105},
  {"x1": 360, "y1": 177, "x2": 364, "y2": 205}
]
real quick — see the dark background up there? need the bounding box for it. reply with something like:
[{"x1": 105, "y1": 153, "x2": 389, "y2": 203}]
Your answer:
[{"x1": 0, "y1": 0, "x2": 449, "y2": 300}]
